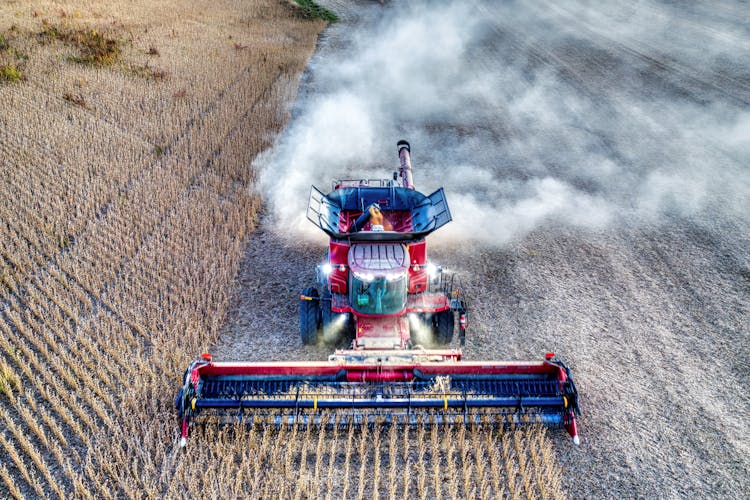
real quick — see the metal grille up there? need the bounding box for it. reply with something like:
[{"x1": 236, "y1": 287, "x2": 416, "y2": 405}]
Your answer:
[
  {"x1": 196, "y1": 409, "x2": 565, "y2": 428},
  {"x1": 348, "y1": 243, "x2": 408, "y2": 272}
]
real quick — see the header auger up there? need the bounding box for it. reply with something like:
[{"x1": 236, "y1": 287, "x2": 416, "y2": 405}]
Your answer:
[{"x1": 176, "y1": 141, "x2": 581, "y2": 446}]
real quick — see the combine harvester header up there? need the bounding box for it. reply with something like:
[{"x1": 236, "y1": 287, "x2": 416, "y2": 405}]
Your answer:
[{"x1": 177, "y1": 141, "x2": 580, "y2": 446}]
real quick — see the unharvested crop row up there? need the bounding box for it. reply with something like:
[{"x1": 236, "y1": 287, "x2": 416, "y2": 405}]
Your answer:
[
  {"x1": 0, "y1": 85, "x2": 155, "y2": 247},
  {"x1": 0, "y1": 149, "x2": 257, "y2": 496},
  {"x1": 79, "y1": 180, "x2": 259, "y2": 497},
  {"x1": 2, "y1": 100, "x2": 234, "y2": 306},
  {"x1": 1, "y1": 3, "x2": 325, "y2": 496},
  {"x1": 0, "y1": 11, "x2": 296, "y2": 301},
  {"x1": 0, "y1": 169, "x2": 258, "y2": 498},
  {"x1": 164, "y1": 422, "x2": 565, "y2": 500}
]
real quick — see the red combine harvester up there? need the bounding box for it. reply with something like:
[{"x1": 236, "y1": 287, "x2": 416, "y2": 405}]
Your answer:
[{"x1": 176, "y1": 141, "x2": 580, "y2": 447}]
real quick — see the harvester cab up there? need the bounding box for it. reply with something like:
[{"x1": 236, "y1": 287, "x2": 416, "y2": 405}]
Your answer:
[{"x1": 176, "y1": 141, "x2": 581, "y2": 448}]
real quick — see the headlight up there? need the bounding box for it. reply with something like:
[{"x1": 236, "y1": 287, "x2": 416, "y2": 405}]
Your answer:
[
  {"x1": 321, "y1": 263, "x2": 333, "y2": 275},
  {"x1": 426, "y1": 263, "x2": 438, "y2": 279}
]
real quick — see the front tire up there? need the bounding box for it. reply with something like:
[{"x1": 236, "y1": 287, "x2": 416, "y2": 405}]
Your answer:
[
  {"x1": 320, "y1": 290, "x2": 339, "y2": 346},
  {"x1": 409, "y1": 310, "x2": 454, "y2": 347},
  {"x1": 300, "y1": 287, "x2": 321, "y2": 345},
  {"x1": 433, "y1": 309, "x2": 454, "y2": 345},
  {"x1": 321, "y1": 291, "x2": 355, "y2": 346}
]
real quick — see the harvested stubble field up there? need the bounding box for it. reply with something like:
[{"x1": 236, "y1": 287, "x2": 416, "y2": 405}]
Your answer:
[
  {"x1": 216, "y1": 0, "x2": 750, "y2": 498},
  {"x1": 0, "y1": 0, "x2": 562, "y2": 498}
]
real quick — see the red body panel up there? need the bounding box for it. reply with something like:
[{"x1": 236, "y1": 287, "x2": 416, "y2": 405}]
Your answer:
[
  {"x1": 329, "y1": 269, "x2": 348, "y2": 294},
  {"x1": 407, "y1": 241, "x2": 426, "y2": 265},
  {"x1": 194, "y1": 358, "x2": 565, "y2": 383},
  {"x1": 329, "y1": 242, "x2": 349, "y2": 265},
  {"x1": 406, "y1": 241, "x2": 427, "y2": 292},
  {"x1": 408, "y1": 270, "x2": 428, "y2": 293},
  {"x1": 354, "y1": 315, "x2": 410, "y2": 349},
  {"x1": 328, "y1": 242, "x2": 350, "y2": 294},
  {"x1": 406, "y1": 292, "x2": 450, "y2": 313}
]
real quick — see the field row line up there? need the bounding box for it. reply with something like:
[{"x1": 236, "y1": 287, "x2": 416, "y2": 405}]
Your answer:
[
  {"x1": 0, "y1": 169, "x2": 255, "y2": 498},
  {"x1": 0, "y1": 57, "x2": 270, "y2": 312}
]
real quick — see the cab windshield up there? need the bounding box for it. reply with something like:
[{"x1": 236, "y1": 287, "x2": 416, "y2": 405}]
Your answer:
[{"x1": 350, "y1": 274, "x2": 407, "y2": 315}]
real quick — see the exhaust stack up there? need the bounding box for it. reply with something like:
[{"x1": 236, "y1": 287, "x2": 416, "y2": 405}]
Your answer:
[{"x1": 397, "y1": 140, "x2": 414, "y2": 189}]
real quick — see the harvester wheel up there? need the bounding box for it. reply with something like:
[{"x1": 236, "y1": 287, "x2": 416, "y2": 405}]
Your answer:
[
  {"x1": 433, "y1": 309, "x2": 454, "y2": 345},
  {"x1": 320, "y1": 291, "x2": 355, "y2": 346},
  {"x1": 320, "y1": 290, "x2": 340, "y2": 345},
  {"x1": 300, "y1": 287, "x2": 321, "y2": 345}
]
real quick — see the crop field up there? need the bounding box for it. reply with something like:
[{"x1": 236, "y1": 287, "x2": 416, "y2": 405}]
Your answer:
[
  {"x1": 0, "y1": 0, "x2": 332, "y2": 497},
  {"x1": 0, "y1": 1, "x2": 566, "y2": 498},
  {"x1": 178, "y1": 422, "x2": 563, "y2": 499}
]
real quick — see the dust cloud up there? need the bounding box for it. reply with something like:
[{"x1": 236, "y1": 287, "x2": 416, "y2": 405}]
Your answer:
[{"x1": 258, "y1": 0, "x2": 750, "y2": 245}]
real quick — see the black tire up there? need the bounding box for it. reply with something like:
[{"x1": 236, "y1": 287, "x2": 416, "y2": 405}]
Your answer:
[
  {"x1": 320, "y1": 291, "x2": 356, "y2": 346},
  {"x1": 300, "y1": 287, "x2": 321, "y2": 345},
  {"x1": 433, "y1": 309, "x2": 454, "y2": 345},
  {"x1": 320, "y1": 290, "x2": 339, "y2": 345},
  {"x1": 408, "y1": 311, "x2": 453, "y2": 347},
  {"x1": 408, "y1": 313, "x2": 427, "y2": 345},
  {"x1": 344, "y1": 314, "x2": 356, "y2": 342}
]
